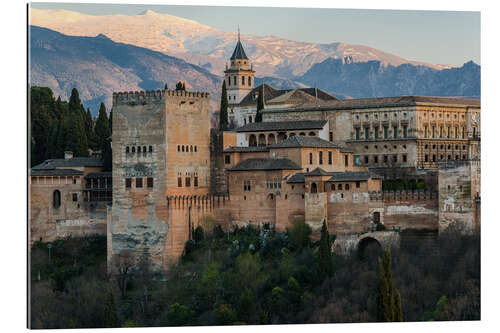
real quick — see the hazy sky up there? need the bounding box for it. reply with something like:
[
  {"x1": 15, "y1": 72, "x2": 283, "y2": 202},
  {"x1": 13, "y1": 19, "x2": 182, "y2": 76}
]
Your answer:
[{"x1": 30, "y1": 2, "x2": 480, "y2": 66}]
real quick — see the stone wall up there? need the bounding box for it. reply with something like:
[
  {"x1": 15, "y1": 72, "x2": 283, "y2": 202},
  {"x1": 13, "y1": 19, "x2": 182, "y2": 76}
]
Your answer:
[{"x1": 30, "y1": 177, "x2": 108, "y2": 244}]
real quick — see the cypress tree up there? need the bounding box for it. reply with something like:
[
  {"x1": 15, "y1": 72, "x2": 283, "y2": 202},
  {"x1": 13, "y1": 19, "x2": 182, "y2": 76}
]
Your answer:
[
  {"x1": 219, "y1": 80, "x2": 229, "y2": 130},
  {"x1": 109, "y1": 110, "x2": 113, "y2": 134},
  {"x1": 85, "y1": 107, "x2": 97, "y2": 149},
  {"x1": 30, "y1": 86, "x2": 56, "y2": 165},
  {"x1": 164, "y1": 83, "x2": 168, "y2": 90},
  {"x1": 318, "y1": 220, "x2": 334, "y2": 280},
  {"x1": 176, "y1": 81, "x2": 185, "y2": 91},
  {"x1": 65, "y1": 88, "x2": 88, "y2": 157},
  {"x1": 376, "y1": 249, "x2": 402, "y2": 322},
  {"x1": 95, "y1": 102, "x2": 111, "y2": 152},
  {"x1": 255, "y1": 85, "x2": 264, "y2": 122}
]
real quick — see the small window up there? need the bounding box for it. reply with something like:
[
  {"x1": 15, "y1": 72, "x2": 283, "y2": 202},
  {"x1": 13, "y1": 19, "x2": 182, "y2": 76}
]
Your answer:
[
  {"x1": 147, "y1": 178, "x2": 153, "y2": 188},
  {"x1": 225, "y1": 155, "x2": 231, "y2": 164},
  {"x1": 309, "y1": 152, "x2": 313, "y2": 164},
  {"x1": 194, "y1": 146, "x2": 198, "y2": 152},
  {"x1": 132, "y1": 146, "x2": 136, "y2": 153},
  {"x1": 338, "y1": 184, "x2": 342, "y2": 190},
  {"x1": 194, "y1": 176, "x2": 198, "y2": 187},
  {"x1": 364, "y1": 156, "x2": 369, "y2": 164},
  {"x1": 126, "y1": 146, "x2": 130, "y2": 153},
  {"x1": 125, "y1": 178, "x2": 132, "y2": 189},
  {"x1": 178, "y1": 177, "x2": 182, "y2": 187},
  {"x1": 402, "y1": 155, "x2": 407, "y2": 163},
  {"x1": 53, "y1": 190, "x2": 61, "y2": 208},
  {"x1": 182, "y1": 145, "x2": 185, "y2": 152},
  {"x1": 138, "y1": 146, "x2": 141, "y2": 153},
  {"x1": 356, "y1": 181, "x2": 360, "y2": 188},
  {"x1": 149, "y1": 146, "x2": 153, "y2": 153},
  {"x1": 331, "y1": 184, "x2": 335, "y2": 191},
  {"x1": 319, "y1": 151, "x2": 323, "y2": 165},
  {"x1": 136, "y1": 178, "x2": 143, "y2": 188},
  {"x1": 72, "y1": 193, "x2": 77, "y2": 202},
  {"x1": 328, "y1": 151, "x2": 332, "y2": 165},
  {"x1": 329, "y1": 132, "x2": 333, "y2": 142},
  {"x1": 177, "y1": 145, "x2": 180, "y2": 152},
  {"x1": 143, "y1": 146, "x2": 147, "y2": 153},
  {"x1": 344, "y1": 155, "x2": 348, "y2": 167},
  {"x1": 185, "y1": 177, "x2": 191, "y2": 187},
  {"x1": 190, "y1": 145, "x2": 193, "y2": 152},
  {"x1": 73, "y1": 178, "x2": 77, "y2": 185},
  {"x1": 345, "y1": 184, "x2": 350, "y2": 190}
]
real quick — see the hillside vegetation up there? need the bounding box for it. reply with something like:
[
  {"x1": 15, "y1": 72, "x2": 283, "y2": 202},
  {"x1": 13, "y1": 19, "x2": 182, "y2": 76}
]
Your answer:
[{"x1": 30, "y1": 222, "x2": 479, "y2": 328}]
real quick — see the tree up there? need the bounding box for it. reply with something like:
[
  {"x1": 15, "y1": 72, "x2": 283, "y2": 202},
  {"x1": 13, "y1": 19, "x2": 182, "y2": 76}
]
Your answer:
[
  {"x1": 287, "y1": 219, "x2": 312, "y2": 252},
  {"x1": 95, "y1": 102, "x2": 111, "y2": 152},
  {"x1": 164, "y1": 83, "x2": 168, "y2": 90},
  {"x1": 168, "y1": 303, "x2": 194, "y2": 326},
  {"x1": 376, "y1": 249, "x2": 403, "y2": 321},
  {"x1": 255, "y1": 84, "x2": 264, "y2": 122},
  {"x1": 103, "y1": 290, "x2": 118, "y2": 327},
  {"x1": 318, "y1": 220, "x2": 335, "y2": 280},
  {"x1": 85, "y1": 107, "x2": 97, "y2": 149},
  {"x1": 111, "y1": 250, "x2": 135, "y2": 298},
  {"x1": 175, "y1": 81, "x2": 185, "y2": 91},
  {"x1": 219, "y1": 81, "x2": 229, "y2": 130},
  {"x1": 30, "y1": 86, "x2": 56, "y2": 165},
  {"x1": 63, "y1": 88, "x2": 88, "y2": 157},
  {"x1": 215, "y1": 304, "x2": 237, "y2": 325}
]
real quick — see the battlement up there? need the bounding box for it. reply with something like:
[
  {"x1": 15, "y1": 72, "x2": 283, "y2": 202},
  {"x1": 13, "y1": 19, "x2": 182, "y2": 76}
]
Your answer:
[
  {"x1": 112, "y1": 89, "x2": 210, "y2": 107},
  {"x1": 165, "y1": 90, "x2": 210, "y2": 99},
  {"x1": 113, "y1": 89, "x2": 165, "y2": 106},
  {"x1": 369, "y1": 190, "x2": 438, "y2": 201}
]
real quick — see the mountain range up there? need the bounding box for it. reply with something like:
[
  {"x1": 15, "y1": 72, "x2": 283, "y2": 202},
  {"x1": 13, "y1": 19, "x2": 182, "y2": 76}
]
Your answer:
[{"x1": 29, "y1": 8, "x2": 480, "y2": 115}]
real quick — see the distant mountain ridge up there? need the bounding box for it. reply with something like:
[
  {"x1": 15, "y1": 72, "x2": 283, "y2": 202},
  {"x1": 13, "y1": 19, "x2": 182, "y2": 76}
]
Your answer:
[
  {"x1": 29, "y1": 8, "x2": 452, "y2": 80},
  {"x1": 29, "y1": 25, "x2": 221, "y2": 115},
  {"x1": 297, "y1": 58, "x2": 480, "y2": 99}
]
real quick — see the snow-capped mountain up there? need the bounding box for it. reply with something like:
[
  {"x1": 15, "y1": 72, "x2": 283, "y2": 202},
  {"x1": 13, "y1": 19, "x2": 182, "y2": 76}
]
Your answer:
[{"x1": 29, "y1": 8, "x2": 451, "y2": 79}]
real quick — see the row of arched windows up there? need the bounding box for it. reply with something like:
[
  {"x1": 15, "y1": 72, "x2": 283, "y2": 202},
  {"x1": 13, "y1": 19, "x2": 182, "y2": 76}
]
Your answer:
[
  {"x1": 177, "y1": 145, "x2": 198, "y2": 153},
  {"x1": 248, "y1": 131, "x2": 316, "y2": 147},
  {"x1": 126, "y1": 145, "x2": 153, "y2": 154},
  {"x1": 177, "y1": 172, "x2": 199, "y2": 187}
]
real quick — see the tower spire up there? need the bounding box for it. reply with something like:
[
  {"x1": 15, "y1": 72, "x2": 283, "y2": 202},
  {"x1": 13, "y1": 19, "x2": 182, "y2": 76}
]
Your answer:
[{"x1": 238, "y1": 25, "x2": 240, "y2": 42}]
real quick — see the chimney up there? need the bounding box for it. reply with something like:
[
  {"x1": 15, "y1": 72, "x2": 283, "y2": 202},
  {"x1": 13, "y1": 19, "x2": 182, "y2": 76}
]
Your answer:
[{"x1": 64, "y1": 151, "x2": 73, "y2": 160}]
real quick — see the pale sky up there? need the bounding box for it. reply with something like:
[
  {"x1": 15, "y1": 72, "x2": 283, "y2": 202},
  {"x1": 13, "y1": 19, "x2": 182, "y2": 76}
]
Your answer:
[{"x1": 30, "y1": 2, "x2": 480, "y2": 67}]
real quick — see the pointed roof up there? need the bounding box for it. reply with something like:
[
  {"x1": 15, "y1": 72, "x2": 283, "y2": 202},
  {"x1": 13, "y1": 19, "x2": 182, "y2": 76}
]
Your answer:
[
  {"x1": 230, "y1": 38, "x2": 248, "y2": 60},
  {"x1": 305, "y1": 167, "x2": 331, "y2": 176}
]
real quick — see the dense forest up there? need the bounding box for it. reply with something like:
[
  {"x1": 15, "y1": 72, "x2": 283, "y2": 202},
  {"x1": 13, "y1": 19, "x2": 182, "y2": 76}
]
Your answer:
[
  {"x1": 29, "y1": 221, "x2": 480, "y2": 328},
  {"x1": 29, "y1": 86, "x2": 112, "y2": 168}
]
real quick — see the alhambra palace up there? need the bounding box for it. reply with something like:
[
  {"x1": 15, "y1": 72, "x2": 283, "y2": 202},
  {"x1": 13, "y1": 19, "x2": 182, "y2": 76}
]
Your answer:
[{"x1": 29, "y1": 36, "x2": 481, "y2": 271}]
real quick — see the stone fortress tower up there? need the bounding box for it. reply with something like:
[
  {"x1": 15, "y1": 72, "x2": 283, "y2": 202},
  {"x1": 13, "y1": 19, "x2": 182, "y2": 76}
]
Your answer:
[{"x1": 224, "y1": 29, "x2": 255, "y2": 105}]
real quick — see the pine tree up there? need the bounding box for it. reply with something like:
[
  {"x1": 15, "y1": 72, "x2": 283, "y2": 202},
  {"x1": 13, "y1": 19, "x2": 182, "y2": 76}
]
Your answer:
[
  {"x1": 219, "y1": 80, "x2": 229, "y2": 130},
  {"x1": 255, "y1": 85, "x2": 264, "y2": 122},
  {"x1": 376, "y1": 249, "x2": 403, "y2": 322},
  {"x1": 318, "y1": 220, "x2": 334, "y2": 280}
]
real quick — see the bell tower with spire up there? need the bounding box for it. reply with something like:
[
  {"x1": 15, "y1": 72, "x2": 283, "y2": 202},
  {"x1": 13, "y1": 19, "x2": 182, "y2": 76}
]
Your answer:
[{"x1": 224, "y1": 28, "x2": 255, "y2": 105}]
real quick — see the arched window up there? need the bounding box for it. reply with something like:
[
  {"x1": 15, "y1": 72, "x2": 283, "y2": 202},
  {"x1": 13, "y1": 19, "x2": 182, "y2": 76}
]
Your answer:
[
  {"x1": 299, "y1": 132, "x2": 306, "y2": 136},
  {"x1": 143, "y1": 146, "x2": 147, "y2": 153},
  {"x1": 331, "y1": 184, "x2": 335, "y2": 191},
  {"x1": 268, "y1": 133, "x2": 276, "y2": 145},
  {"x1": 182, "y1": 145, "x2": 185, "y2": 152},
  {"x1": 308, "y1": 132, "x2": 315, "y2": 136},
  {"x1": 311, "y1": 183, "x2": 318, "y2": 193},
  {"x1": 138, "y1": 146, "x2": 141, "y2": 153},
  {"x1": 177, "y1": 145, "x2": 180, "y2": 152},
  {"x1": 149, "y1": 145, "x2": 153, "y2": 153},
  {"x1": 248, "y1": 76, "x2": 252, "y2": 86},
  {"x1": 233, "y1": 76, "x2": 236, "y2": 85},
  {"x1": 53, "y1": 190, "x2": 61, "y2": 209},
  {"x1": 132, "y1": 146, "x2": 135, "y2": 153},
  {"x1": 338, "y1": 184, "x2": 343, "y2": 190},
  {"x1": 126, "y1": 146, "x2": 130, "y2": 153},
  {"x1": 194, "y1": 146, "x2": 197, "y2": 152},
  {"x1": 190, "y1": 145, "x2": 193, "y2": 152},
  {"x1": 249, "y1": 134, "x2": 257, "y2": 147},
  {"x1": 258, "y1": 134, "x2": 266, "y2": 146},
  {"x1": 345, "y1": 183, "x2": 350, "y2": 190},
  {"x1": 242, "y1": 76, "x2": 245, "y2": 85}
]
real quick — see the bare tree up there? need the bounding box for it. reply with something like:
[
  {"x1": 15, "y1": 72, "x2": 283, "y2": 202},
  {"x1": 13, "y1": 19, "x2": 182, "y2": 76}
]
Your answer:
[{"x1": 111, "y1": 250, "x2": 136, "y2": 297}]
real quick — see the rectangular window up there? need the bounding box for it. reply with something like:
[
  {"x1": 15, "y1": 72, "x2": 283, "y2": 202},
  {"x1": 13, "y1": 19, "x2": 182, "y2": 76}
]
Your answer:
[
  {"x1": 194, "y1": 177, "x2": 198, "y2": 187},
  {"x1": 72, "y1": 193, "x2": 78, "y2": 202},
  {"x1": 364, "y1": 156, "x2": 369, "y2": 164},
  {"x1": 393, "y1": 155, "x2": 398, "y2": 163},
  {"x1": 125, "y1": 178, "x2": 132, "y2": 189},
  {"x1": 402, "y1": 154, "x2": 407, "y2": 163},
  {"x1": 178, "y1": 177, "x2": 182, "y2": 187},
  {"x1": 425, "y1": 155, "x2": 429, "y2": 162},
  {"x1": 365, "y1": 127, "x2": 370, "y2": 140},
  {"x1": 393, "y1": 126, "x2": 398, "y2": 139},
  {"x1": 355, "y1": 127, "x2": 360, "y2": 140},
  {"x1": 424, "y1": 126, "x2": 428, "y2": 138},
  {"x1": 462, "y1": 127, "x2": 466, "y2": 139},
  {"x1": 242, "y1": 76, "x2": 245, "y2": 85},
  {"x1": 374, "y1": 127, "x2": 379, "y2": 139},
  {"x1": 455, "y1": 127, "x2": 458, "y2": 138},
  {"x1": 309, "y1": 152, "x2": 313, "y2": 164},
  {"x1": 440, "y1": 126, "x2": 443, "y2": 138},
  {"x1": 374, "y1": 155, "x2": 378, "y2": 164},
  {"x1": 319, "y1": 151, "x2": 323, "y2": 165},
  {"x1": 344, "y1": 155, "x2": 348, "y2": 167},
  {"x1": 328, "y1": 151, "x2": 332, "y2": 165},
  {"x1": 136, "y1": 178, "x2": 143, "y2": 188},
  {"x1": 447, "y1": 126, "x2": 450, "y2": 138},
  {"x1": 329, "y1": 131, "x2": 333, "y2": 142},
  {"x1": 147, "y1": 177, "x2": 153, "y2": 188},
  {"x1": 403, "y1": 126, "x2": 407, "y2": 138},
  {"x1": 432, "y1": 126, "x2": 436, "y2": 138},
  {"x1": 384, "y1": 126, "x2": 388, "y2": 139},
  {"x1": 225, "y1": 155, "x2": 231, "y2": 164},
  {"x1": 185, "y1": 177, "x2": 191, "y2": 187},
  {"x1": 383, "y1": 155, "x2": 388, "y2": 163},
  {"x1": 233, "y1": 76, "x2": 236, "y2": 85},
  {"x1": 356, "y1": 181, "x2": 360, "y2": 188}
]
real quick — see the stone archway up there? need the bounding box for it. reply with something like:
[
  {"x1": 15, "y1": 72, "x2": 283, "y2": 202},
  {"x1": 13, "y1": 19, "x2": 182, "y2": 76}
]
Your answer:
[
  {"x1": 268, "y1": 133, "x2": 276, "y2": 145},
  {"x1": 311, "y1": 182, "x2": 318, "y2": 193},
  {"x1": 258, "y1": 134, "x2": 267, "y2": 146},
  {"x1": 357, "y1": 236, "x2": 383, "y2": 260}
]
